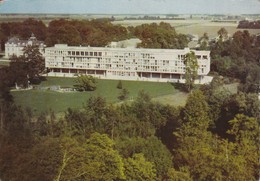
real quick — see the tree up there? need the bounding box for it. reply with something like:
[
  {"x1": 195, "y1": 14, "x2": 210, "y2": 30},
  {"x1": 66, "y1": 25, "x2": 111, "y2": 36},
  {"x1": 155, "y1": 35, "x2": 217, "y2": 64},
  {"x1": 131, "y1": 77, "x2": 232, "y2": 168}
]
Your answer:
[
  {"x1": 217, "y1": 27, "x2": 228, "y2": 41},
  {"x1": 0, "y1": 67, "x2": 13, "y2": 102},
  {"x1": 79, "y1": 133, "x2": 125, "y2": 180},
  {"x1": 55, "y1": 133, "x2": 125, "y2": 181},
  {"x1": 74, "y1": 75, "x2": 97, "y2": 91},
  {"x1": 182, "y1": 90, "x2": 210, "y2": 126},
  {"x1": 15, "y1": 138, "x2": 63, "y2": 181},
  {"x1": 184, "y1": 51, "x2": 198, "y2": 92},
  {"x1": 118, "y1": 88, "x2": 129, "y2": 100},
  {"x1": 116, "y1": 136, "x2": 173, "y2": 178},
  {"x1": 227, "y1": 114, "x2": 260, "y2": 180},
  {"x1": 167, "y1": 167, "x2": 192, "y2": 181},
  {"x1": 198, "y1": 32, "x2": 209, "y2": 50},
  {"x1": 9, "y1": 45, "x2": 45, "y2": 86},
  {"x1": 134, "y1": 22, "x2": 188, "y2": 49},
  {"x1": 124, "y1": 153, "x2": 156, "y2": 181},
  {"x1": 117, "y1": 80, "x2": 123, "y2": 89},
  {"x1": 173, "y1": 90, "x2": 218, "y2": 180}
]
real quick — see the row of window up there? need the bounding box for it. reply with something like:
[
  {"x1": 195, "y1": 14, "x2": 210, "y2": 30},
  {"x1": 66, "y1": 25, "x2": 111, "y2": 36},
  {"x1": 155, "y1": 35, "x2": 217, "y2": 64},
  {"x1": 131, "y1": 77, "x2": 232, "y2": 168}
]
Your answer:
[
  {"x1": 68, "y1": 51, "x2": 102, "y2": 57},
  {"x1": 47, "y1": 50, "x2": 209, "y2": 60}
]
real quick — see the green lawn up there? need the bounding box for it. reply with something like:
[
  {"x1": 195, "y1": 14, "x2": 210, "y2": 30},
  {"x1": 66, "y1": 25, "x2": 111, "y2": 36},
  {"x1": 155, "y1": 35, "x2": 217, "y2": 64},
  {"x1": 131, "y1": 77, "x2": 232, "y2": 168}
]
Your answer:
[
  {"x1": 12, "y1": 77, "x2": 177, "y2": 115},
  {"x1": 0, "y1": 61, "x2": 10, "y2": 67}
]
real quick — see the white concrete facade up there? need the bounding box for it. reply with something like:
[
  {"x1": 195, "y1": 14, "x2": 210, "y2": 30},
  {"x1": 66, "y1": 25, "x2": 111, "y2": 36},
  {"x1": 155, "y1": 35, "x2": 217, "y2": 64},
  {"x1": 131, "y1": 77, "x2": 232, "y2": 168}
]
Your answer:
[
  {"x1": 5, "y1": 34, "x2": 45, "y2": 59},
  {"x1": 45, "y1": 44, "x2": 211, "y2": 83}
]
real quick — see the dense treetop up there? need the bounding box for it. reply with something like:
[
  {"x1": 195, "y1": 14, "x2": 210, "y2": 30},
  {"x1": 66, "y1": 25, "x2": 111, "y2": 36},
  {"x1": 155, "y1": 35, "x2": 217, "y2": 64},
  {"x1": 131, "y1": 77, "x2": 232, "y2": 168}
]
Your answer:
[
  {"x1": 237, "y1": 20, "x2": 260, "y2": 29},
  {"x1": 0, "y1": 18, "x2": 189, "y2": 50}
]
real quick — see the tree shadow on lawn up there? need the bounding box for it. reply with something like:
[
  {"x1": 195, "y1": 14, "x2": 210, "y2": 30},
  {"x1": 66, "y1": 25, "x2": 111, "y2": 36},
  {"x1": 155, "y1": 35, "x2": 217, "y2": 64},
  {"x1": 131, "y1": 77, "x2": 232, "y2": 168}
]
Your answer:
[
  {"x1": 170, "y1": 83, "x2": 188, "y2": 93},
  {"x1": 30, "y1": 76, "x2": 47, "y2": 85}
]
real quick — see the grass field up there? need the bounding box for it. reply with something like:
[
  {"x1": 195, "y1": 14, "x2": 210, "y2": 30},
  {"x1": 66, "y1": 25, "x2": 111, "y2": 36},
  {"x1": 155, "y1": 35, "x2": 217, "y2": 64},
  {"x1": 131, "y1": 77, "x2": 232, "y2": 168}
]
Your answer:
[
  {"x1": 0, "y1": 61, "x2": 10, "y2": 67},
  {"x1": 113, "y1": 19, "x2": 260, "y2": 38},
  {"x1": 12, "y1": 77, "x2": 180, "y2": 115}
]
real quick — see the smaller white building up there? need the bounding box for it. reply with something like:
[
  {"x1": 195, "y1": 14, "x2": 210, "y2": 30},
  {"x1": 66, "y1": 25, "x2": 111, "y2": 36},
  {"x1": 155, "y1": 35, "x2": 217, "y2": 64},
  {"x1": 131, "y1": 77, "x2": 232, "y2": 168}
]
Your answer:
[{"x1": 4, "y1": 34, "x2": 45, "y2": 59}]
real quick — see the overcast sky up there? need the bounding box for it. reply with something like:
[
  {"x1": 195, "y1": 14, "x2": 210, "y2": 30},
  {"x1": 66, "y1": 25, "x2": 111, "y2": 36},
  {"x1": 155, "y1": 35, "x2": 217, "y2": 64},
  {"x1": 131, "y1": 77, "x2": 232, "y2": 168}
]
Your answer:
[{"x1": 0, "y1": 0, "x2": 259, "y2": 14}]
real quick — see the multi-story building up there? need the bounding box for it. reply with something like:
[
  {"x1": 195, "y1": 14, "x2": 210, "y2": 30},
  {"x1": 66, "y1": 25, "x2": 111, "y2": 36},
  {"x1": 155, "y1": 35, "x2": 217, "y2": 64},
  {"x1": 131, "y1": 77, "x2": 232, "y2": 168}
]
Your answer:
[
  {"x1": 4, "y1": 34, "x2": 45, "y2": 58},
  {"x1": 45, "y1": 44, "x2": 212, "y2": 83}
]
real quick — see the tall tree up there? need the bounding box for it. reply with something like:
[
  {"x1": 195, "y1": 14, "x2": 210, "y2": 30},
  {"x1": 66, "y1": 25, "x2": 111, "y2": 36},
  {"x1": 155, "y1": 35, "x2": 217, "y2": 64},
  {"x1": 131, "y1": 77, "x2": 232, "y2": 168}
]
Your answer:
[
  {"x1": 198, "y1": 32, "x2": 209, "y2": 50},
  {"x1": 173, "y1": 90, "x2": 218, "y2": 180},
  {"x1": 227, "y1": 114, "x2": 260, "y2": 180},
  {"x1": 217, "y1": 27, "x2": 228, "y2": 41},
  {"x1": 9, "y1": 45, "x2": 45, "y2": 86},
  {"x1": 184, "y1": 51, "x2": 198, "y2": 92}
]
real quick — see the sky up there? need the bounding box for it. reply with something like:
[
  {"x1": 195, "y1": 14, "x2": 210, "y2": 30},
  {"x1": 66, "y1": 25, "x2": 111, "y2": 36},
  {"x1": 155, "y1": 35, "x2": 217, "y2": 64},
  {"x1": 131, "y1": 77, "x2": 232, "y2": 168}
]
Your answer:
[{"x1": 0, "y1": 0, "x2": 259, "y2": 14}]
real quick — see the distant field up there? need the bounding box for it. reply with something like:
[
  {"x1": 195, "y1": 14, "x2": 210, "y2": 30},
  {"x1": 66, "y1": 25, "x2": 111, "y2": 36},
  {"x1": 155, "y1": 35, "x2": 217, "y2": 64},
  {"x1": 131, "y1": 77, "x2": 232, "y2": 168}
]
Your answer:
[
  {"x1": 12, "y1": 77, "x2": 179, "y2": 115},
  {"x1": 113, "y1": 19, "x2": 260, "y2": 38}
]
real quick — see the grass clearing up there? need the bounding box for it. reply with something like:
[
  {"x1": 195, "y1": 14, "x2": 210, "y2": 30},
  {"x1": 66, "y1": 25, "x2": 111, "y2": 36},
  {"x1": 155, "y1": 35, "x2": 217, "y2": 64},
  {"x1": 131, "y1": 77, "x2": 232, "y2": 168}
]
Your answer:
[
  {"x1": 219, "y1": 83, "x2": 239, "y2": 94},
  {"x1": 0, "y1": 61, "x2": 10, "y2": 67},
  {"x1": 152, "y1": 92, "x2": 188, "y2": 107},
  {"x1": 12, "y1": 77, "x2": 178, "y2": 115}
]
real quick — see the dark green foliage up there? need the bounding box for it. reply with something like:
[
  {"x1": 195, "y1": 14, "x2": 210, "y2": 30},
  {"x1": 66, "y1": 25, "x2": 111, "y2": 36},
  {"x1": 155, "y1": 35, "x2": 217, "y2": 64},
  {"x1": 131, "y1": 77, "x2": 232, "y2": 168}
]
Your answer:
[
  {"x1": 124, "y1": 153, "x2": 156, "y2": 181},
  {"x1": 213, "y1": 92, "x2": 260, "y2": 138},
  {"x1": 226, "y1": 114, "x2": 260, "y2": 180},
  {"x1": 117, "y1": 80, "x2": 123, "y2": 89},
  {"x1": 0, "y1": 67, "x2": 13, "y2": 102},
  {"x1": 58, "y1": 133, "x2": 125, "y2": 180},
  {"x1": 64, "y1": 92, "x2": 169, "y2": 139},
  {"x1": 217, "y1": 27, "x2": 228, "y2": 41},
  {"x1": 210, "y1": 30, "x2": 260, "y2": 94},
  {"x1": 134, "y1": 22, "x2": 188, "y2": 49},
  {"x1": 0, "y1": 19, "x2": 47, "y2": 51},
  {"x1": 9, "y1": 45, "x2": 45, "y2": 87},
  {"x1": 45, "y1": 19, "x2": 129, "y2": 47},
  {"x1": 74, "y1": 75, "x2": 97, "y2": 91},
  {"x1": 118, "y1": 88, "x2": 129, "y2": 100},
  {"x1": 184, "y1": 51, "x2": 198, "y2": 92},
  {"x1": 172, "y1": 89, "x2": 260, "y2": 180},
  {"x1": 156, "y1": 105, "x2": 181, "y2": 151},
  {"x1": 238, "y1": 20, "x2": 260, "y2": 29},
  {"x1": 14, "y1": 138, "x2": 63, "y2": 181},
  {"x1": 116, "y1": 136, "x2": 173, "y2": 178},
  {"x1": 167, "y1": 168, "x2": 192, "y2": 181},
  {"x1": 198, "y1": 32, "x2": 209, "y2": 50},
  {"x1": 0, "y1": 18, "x2": 129, "y2": 49}
]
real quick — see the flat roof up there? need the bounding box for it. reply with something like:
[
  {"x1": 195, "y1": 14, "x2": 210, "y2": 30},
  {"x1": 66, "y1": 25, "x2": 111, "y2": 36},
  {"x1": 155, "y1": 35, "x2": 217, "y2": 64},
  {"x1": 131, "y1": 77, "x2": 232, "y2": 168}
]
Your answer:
[{"x1": 45, "y1": 44, "x2": 210, "y2": 54}]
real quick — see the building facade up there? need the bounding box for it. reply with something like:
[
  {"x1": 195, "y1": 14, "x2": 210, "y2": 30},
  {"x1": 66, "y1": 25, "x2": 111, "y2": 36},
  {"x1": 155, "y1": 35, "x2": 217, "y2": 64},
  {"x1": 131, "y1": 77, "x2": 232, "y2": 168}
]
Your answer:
[
  {"x1": 5, "y1": 34, "x2": 45, "y2": 58},
  {"x1": 45, "y1": 44, "x2": 211, "y2": 83}
]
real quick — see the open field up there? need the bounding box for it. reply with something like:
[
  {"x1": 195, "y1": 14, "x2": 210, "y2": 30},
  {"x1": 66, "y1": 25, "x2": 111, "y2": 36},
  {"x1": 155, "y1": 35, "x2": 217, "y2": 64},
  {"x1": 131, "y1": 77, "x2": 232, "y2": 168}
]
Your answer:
[
  {"x1": 113, "y1": 19, "x2": 260, "y2": 38},
  {"x1": 12, "y1": 77, "x2": 180, "y2": 115}
]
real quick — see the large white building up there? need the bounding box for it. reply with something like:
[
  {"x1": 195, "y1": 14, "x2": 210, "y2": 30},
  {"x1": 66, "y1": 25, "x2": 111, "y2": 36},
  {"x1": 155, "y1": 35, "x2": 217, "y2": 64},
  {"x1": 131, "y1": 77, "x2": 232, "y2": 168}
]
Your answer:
[
  {"x1": 5, "y1": 34, "x2": 45, "y2": 59},
  {"x1": 45, "y1": 44, "x2": 212, "y2": 83}
]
